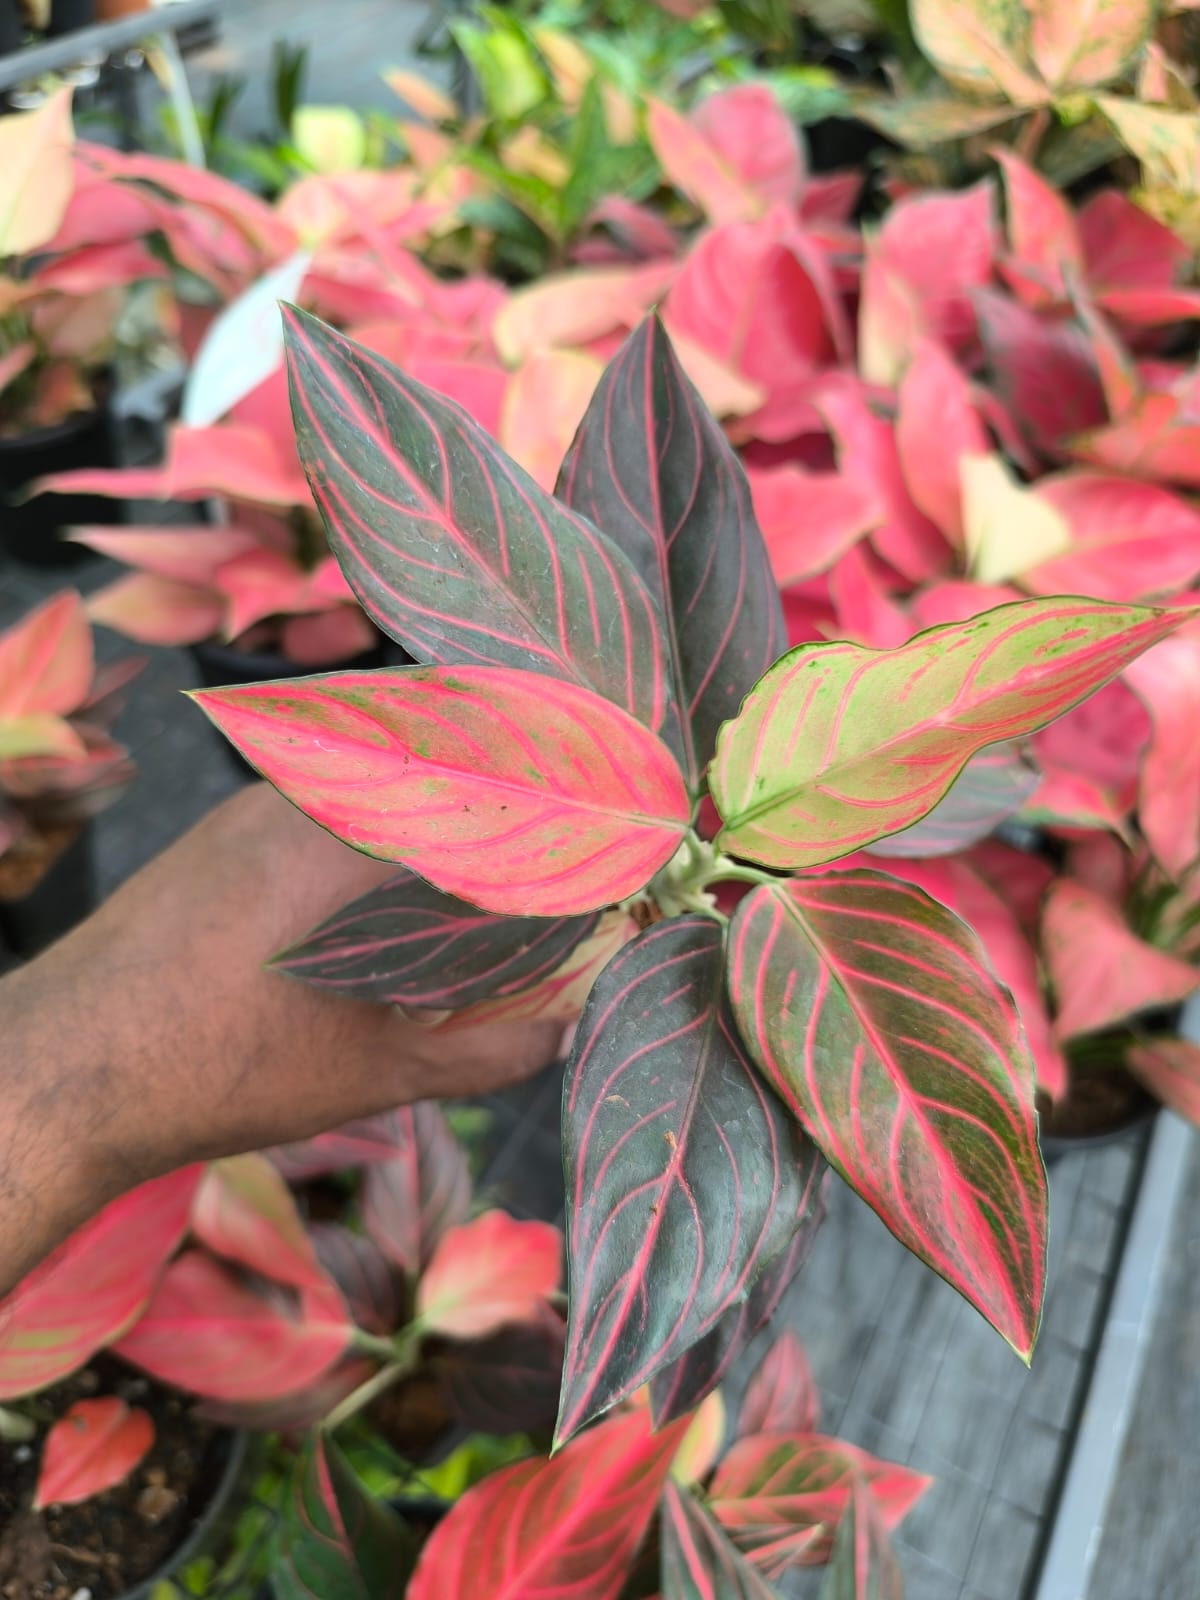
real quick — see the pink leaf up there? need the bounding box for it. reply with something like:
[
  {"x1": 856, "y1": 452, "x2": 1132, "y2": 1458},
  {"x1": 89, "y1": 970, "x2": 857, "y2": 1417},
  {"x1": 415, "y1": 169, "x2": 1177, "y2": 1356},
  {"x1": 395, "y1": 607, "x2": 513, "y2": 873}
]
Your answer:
[
  {"x1": 500, "y1": 349, "x2": 602, "y2": 489},
  {"x1": 737, "y1": 1330, "x2": 820, "y2": 1438},
  {"x1": 361, "y1": 1102, "x2": 470, "y2": 1277},
  {"x1": 975, "y1": 290, "x2": 1107, "y2": 457},
  {"x1": 0, "y1": 591, "x2": 92, "y2": 720},
  {"x1": 192, "y1": 1154, "x2": 330, "y2": 1292},
  {"x1": 71, "y1": 525, "x2": 260, "y2": 586},
  {"x1": 191, "y1": 666, "x2": 690, "y2": 917},
  {"x1": 415, "y1": 1211, "x2": 561, "y2": 1339},
  {"x1": 0, "y1": 1169, "x2": 202, "y2": 1399},
  {"x1": 749, "y1": 464, "x2": 879, "y2": 584},
  {"x1": 408, "y1": 1409, "x2": 686, "y2": 1600},
  {"x1": 646, "y1": 97, "x2": 764, "y2": 224},
  {"x1": 37, "y1": 423, "x2": 309, "y2": 508},
  {"x1": 896, "y1": 338, "x2": 989, "y2": 546},
  {"x1": 1126, "y1": 630, "x2": 1200, "y2": 879},
  {"x1": 113, "y1": 1252, "x2": 352, "y2": 1402},
  {"x1": 1042, "y1": 880, "x2": 1198, "y2": 1039},
  {"x1": 85, "y1": 573, "x2": 224, "y2": 647},
  {"x1": 1127, "y1": 1039, "x2": 1200, "y2": 1125},
  {"x1": 1019, "y1": 473, "x2": 1200, "y2": 601},
  {"x1": 34, "y1": 1398, "x2": 154, "y2": 1510},
  {"x1": 994, "y1": 148, "x2": 1084, "y2": 306}
]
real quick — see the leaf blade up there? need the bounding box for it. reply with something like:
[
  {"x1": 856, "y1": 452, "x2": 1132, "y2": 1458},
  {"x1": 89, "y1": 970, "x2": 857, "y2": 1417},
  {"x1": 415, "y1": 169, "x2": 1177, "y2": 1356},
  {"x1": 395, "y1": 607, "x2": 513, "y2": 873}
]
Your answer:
[
  {"x1": 727, "y1": 873, "x2": 1047, "y2": 1357},
  {"x1": 660, "y1": 1480, "x2": 779, "y2": 1600},
  {"x1": 192, "y1": 666, "x2": 690, "y2": 917}
]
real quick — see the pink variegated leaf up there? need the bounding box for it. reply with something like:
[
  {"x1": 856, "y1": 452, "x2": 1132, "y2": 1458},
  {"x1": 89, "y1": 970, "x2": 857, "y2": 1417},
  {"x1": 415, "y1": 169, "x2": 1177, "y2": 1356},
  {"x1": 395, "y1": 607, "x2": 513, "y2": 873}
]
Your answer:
[
  {"x1": 711, "y1": 599, "x2": 1195, "y2": 870},
  {"x1": 362, "y1": 1101, "x2": 470, "y2": 1278},
  {"x1": 728, "y1": 873, "x2": 1047, "y2": 1356},
  {"x1": 0, "y1": 1168, "x2": 201, "y2": 1399},
  {"x1": 113, "y1": 1251, "x2": 352, "y2": 1402},
  {"x1": 192, "y1": 1153, "x2": 329, "y2": 1292},
  {"x1": 1018, "y1": 474, "x2": 1200, "y2": 602},
  {"x1": 557, "y1": 316, "x2": 786, "y2": 788},
  {"x1": 818, "y1": 1478, "x2": 905, "y2": 1600},
  {"x1": 646, "y1": 98, "x2": 764, "y2": 224},
  {"x1": 272, "y1": 868, "x2": 599, "y2": 1010},
  {"x1": 660, "y1": 1480, "x2": 779, "y2": 1600},
  {"x1": 749, "y1": 464, "x2": 879, "y2": 586},
  {"x1": 1042, "y1": 880, "x2": 1197, "y2": 1039},
  {"x1": 558, "y1": 917, "x2": 825, "y2": 1443},
  {"x1": 34, "y1": 1398, "x2": 154, "y2": 1510},
  {"x1": 910, "y1": 0, "x2": 1045, "y2": 101},
  {"x1": 0, "y1": 590, "x2": 92, "y2": 720},
  {"x1": 500, "y1": 349, "x2": 601, "y2": 491},
  {"x1": 896, "y1": 338, "x2": 988, "y2": 547},
  {"x1": 1126, "y1": 630, "x2": 1200, "y2": 880},
  {"x1": 1070, "y1": 387, "x2": 1200, "y2": 488},
  {"x1": 709, "y1": 1431, "x2": 930, "y2": 1573},
  {"x1": 738, "y1": 1330, "x2": 819, "y2": 1440},
  {"x1": 275, "y1": 1434, "x2": 416, "y2": 1600},
  {"x1": 407, "y1": 1410, "x2": 687, "y2": 1600},
  {"x1": 865, "y1": 743, "x2": 1041, "y2": 859},
  {"x1": 994, "y1": 148, "x2": 1084, "y2": 306},
  {"x1": 191, "y1": 666, "x2": 689, "y2": 917},
  {"x1": 493, "y1": 262, "x2": 678, "y2": 363},
  {"x1": 85, "y1": 573, "x2": 225, "y2": 648},
  {"x1": 1127, "y1": 1039, "x2": 1200, "y2": 1126},
  {"x1": 650, "y1": 1172, "x2": 827, "y2": 1426},
  {"x1": 282, "y1": 307, "x2": 672, "y2": 732},
  {"x1": 690, "y1": 84, "x2": 804, "y2": 208},
  {"x1": 416, "y1": 1211, "x2": 561, "y2": 1340},
  {"x1": 871, "y1": 851, "x2": 1067, "y2": 1101},
  {"x1": 38, "y1": 423, "x2": 309, "y2": 508}
]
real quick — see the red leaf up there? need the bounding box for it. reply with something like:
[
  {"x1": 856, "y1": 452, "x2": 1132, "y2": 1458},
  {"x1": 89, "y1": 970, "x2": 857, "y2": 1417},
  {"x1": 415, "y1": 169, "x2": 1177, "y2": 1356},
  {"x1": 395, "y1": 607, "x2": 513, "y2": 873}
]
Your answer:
[
  {"x1": 660, "y1": 1480, "x2": 779, "y2": 1600},
  {"x1": 416, "y1": 1211, "x2": 561, "y2": 1339},
  {"x1": 895, "y1": 338, "x2": 988, "y2": 547},
  {"x1": 0, "y1": 1168, "x2": 201, "y2": 1399},
  {"x1": 727, "y1": 874, "x2": 1047, "y2": 1357},
  {"x1": 282, "y1": 307, "x2": 672, "y2": 732},
  {"x1": 1042, "y1": 880, "x2": 1197, "y2": 1039},
  {"x1": 691, "y1": 85, "x2": 804, "y2": 207},
  {"x1": 309, "y1": 1225, "x2": 402, "y2": 1337},
  {"x1": 1019, "y1": 473, "x2": 1200, "y2": 601},
  {"x1": 749, "y1": 464, "x2": 879, "y2": 585},
  {"x1": 34, "y1": 1398, "x2": 154, "y2": 1510},
  {"x1": 709, "y1": 1432, "x2": 930, "y2": 1572},
  {"x1": 817, "y1": 1477, "x2": 905, "y2": 1600},
  {"x1": 191, "y1": 665, "x2": 690, "y2": 917},
  {"x1": 113, "y1": 1251, "x2": 352, "y2": 1402},
  {"x1": 1079, "y1": 189, "x2": 1190, "y2": 299},
  {"x1": 408, "y1": 1409, "x2": 687, "y2": 1600},
  {"x1": 558, "y1": 917, "x2": 824, "y2": 1443},
  {"x1": 994, "y1": 148, "x2": 1084, "y2": 307},
  {"x1": 737, "y1": 1330, "x2": 819, "y2": 1439},
  {"x1": 1070, "y1": 385, "x2": 1200, "y2": 487},
  {"x1": 362, "y1": 1102, "x2": 471, "y2": 1277},
  {"x1": 975, "y1": 290, "x2": 1107, "y2": 458},
  {"x1": 1127, "y1": 1039, "x2": 1200, "y2": 1125},
  {"x1": 192, "y1": 1153, "x2": 329, "y2": 1291}
]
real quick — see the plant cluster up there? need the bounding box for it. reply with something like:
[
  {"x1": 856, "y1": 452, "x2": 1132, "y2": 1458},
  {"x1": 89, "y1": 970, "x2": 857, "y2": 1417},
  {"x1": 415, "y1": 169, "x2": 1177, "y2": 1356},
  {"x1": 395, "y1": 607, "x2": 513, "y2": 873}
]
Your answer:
[{"x1": 0, "y1": 590, "x2": 141, "y2": 864}]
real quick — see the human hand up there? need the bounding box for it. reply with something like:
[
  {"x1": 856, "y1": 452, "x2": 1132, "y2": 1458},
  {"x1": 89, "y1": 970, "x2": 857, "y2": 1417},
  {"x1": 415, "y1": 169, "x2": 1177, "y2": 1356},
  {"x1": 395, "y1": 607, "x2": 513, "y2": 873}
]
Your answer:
[{"x1": 0, "y1": 783, "x2": 564, "y2": 1291}]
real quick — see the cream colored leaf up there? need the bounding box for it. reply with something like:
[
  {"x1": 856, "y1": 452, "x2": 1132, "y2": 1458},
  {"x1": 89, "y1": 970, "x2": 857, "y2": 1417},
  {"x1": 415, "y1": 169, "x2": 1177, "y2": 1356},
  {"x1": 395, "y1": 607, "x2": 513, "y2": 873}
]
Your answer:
[
  {"x1": 961, "y1": 453, "x2": 1072, "y2": 583},
  {"x1": 0, "y1": 87, "x2": 75, "y2": 257}
]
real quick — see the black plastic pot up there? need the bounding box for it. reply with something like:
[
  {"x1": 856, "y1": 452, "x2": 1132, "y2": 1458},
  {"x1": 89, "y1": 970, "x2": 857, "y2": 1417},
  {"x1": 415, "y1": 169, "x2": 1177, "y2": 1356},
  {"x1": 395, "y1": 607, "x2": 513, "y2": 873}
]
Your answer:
[
  {"x1": 123, "y1": 1429, "x2": 249, "y2": 1600},
  {"x1": 0, "y1": 0, "x2": 22, "y2": 53},
  {"x1": 0, "y1": 822, "x2": 95, "y2": 959},
  {"x1": 0, "y1": 401, "x2": 120, "y2": 567},
  {"x1": 189, "y1": 636, "x2": 395, "y2": 779},
  {"x1": 47, "y1": 0, "x2": 95, "y2": 34},
  {"x1": 1039, "y1": 1071, "x2": 1158, "y2": 1164}
]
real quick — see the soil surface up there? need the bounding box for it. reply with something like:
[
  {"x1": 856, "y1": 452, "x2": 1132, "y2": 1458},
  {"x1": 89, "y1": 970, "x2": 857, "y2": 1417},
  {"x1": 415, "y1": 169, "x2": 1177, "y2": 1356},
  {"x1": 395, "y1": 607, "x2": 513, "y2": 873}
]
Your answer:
[
  {"x1": 0, "y1": 828, "x2": 77, "y2": 904},
  {"x1": 0, "y1": 1359, "x2": 227, "y2": 1600}
]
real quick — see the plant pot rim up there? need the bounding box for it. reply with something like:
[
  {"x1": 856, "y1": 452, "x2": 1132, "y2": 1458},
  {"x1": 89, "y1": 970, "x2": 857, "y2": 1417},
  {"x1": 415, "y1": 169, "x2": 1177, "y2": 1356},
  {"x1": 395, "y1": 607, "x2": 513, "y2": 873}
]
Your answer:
[
  {"x1": 119, "y1": 1426, "x2": 249, "y2": 1600},
  {"x1": 0, "y1": 400, "x2": 109, "y2": 454}
]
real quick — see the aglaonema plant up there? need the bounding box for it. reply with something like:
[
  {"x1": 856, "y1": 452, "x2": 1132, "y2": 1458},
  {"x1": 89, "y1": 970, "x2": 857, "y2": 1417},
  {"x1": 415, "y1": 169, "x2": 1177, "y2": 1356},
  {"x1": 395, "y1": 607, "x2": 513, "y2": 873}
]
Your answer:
[{"x1": 192, "y1": 306, "x2": 1197, "y2": 1455}]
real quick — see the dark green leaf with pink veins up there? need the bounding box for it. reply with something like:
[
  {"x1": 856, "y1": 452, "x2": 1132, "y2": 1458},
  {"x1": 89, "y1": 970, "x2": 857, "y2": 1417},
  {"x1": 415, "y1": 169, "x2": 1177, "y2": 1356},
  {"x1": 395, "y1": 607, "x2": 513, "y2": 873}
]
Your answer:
[
  {"x1": 557, "y1": 316, "x2": 786, "y2": 790},
  {"x1": 558, "y1": 915, "x2": 824, "y2": 1445},
  {"x1": 727, "y1": 871, "x2": 1047, "y2": 1359},
  {"x1": 660, "y1": 1480, "x2": 780, "y2": 1600},
  {"x1": 273, "y1": 1435, "x2": 415, "y2": 1600},
  {"x1": 649, "y1": 1169, "x2": 827, "y2": 1427},
  {"x1": 272, "y1": 867, "x2": 600, "y2": 1009},
  {"x1": 281, "y1": 304, "x2": 674, "y2": 736}
]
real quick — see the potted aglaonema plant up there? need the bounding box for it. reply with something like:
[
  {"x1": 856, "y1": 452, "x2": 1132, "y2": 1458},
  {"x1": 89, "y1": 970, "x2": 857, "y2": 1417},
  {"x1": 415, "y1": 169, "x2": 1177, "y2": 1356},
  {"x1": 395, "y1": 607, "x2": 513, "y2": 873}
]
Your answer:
[
  {"x1": 0, "y1": 1168, "x2": 250, "y2": 1600},
  {"x1": 0, "y1": 590, "x2": 141, "y2": 958},
  {"x1": 183, "y1": 305, "x2": 1200, "y2": 1598}
]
